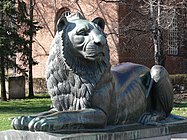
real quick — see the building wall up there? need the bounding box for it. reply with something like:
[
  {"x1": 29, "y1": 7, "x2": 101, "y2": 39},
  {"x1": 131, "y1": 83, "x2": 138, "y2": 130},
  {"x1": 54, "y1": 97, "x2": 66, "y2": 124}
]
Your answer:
[
  {"x1": 165, "y1": 2, "x2": 187, "y2": 74},
  {"x1": 117, "y1": 0, "x2": 187, "y2": 74},
  {"x1": 118, "y1": 1, "x2": 155, "y2": 68}
]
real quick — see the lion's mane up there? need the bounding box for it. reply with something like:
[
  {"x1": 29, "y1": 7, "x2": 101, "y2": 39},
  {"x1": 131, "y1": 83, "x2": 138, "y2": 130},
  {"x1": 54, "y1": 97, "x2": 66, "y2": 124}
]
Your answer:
[{"x1": 46, "y1": 16, "x2": 110, "y2": 111}]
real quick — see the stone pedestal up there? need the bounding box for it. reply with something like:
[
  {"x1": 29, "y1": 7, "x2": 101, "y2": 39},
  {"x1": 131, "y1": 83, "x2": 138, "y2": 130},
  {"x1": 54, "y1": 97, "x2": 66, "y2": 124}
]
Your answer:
[{"x1": 1, "y1": 120, "x2": 187, "y2": 140}]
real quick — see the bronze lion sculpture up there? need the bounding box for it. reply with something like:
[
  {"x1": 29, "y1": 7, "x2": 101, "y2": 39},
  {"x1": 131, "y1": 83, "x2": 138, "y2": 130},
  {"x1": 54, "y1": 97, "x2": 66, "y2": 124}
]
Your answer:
[{"x1": 12, "y1": 12, "x2": 174, "y2": 132}]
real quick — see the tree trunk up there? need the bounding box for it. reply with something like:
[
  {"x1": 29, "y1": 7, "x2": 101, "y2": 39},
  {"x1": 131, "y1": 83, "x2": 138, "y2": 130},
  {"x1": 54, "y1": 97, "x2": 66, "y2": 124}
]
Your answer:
[
  {"x1": 153, "y1": 27, "x2": 164, "y2": 66},
  {"x1": 149, "y1": 0, "x2": 165, "y2": 66},
  {"x1": 0, "y1": 56, "x2": 7, "y2": 101},
  {"x1": 28, "y1": 0, "x2": 34, "y2": 98},
  {"x1": 28, "y1": 49, "x2": 34, "y2": 98}
]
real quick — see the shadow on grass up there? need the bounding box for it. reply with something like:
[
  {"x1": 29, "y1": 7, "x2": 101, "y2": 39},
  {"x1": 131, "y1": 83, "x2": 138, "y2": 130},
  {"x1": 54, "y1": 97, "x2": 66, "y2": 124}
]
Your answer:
[
  {"x1": 0, "y1": 106, "x2": 50, "y2": 114},
  {"x1": 26, "y1": 94, "x2": 50, "y2": 99},
  {"x1": 174, "y1": 102, "x2": 187, "y2": 108},
  {"x1": 0, "y1": 97, "x2": 51, "y2": 114}
]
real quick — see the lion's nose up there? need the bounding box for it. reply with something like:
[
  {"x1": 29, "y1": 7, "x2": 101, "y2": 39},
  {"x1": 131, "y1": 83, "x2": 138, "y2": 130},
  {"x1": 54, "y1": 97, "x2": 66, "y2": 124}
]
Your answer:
[
  {"x1": 94, "y1": 41, "x2": 101, "y2": 46},
  {"x1": 94, "y1": 35, "x2": 106, "y2": 46}
]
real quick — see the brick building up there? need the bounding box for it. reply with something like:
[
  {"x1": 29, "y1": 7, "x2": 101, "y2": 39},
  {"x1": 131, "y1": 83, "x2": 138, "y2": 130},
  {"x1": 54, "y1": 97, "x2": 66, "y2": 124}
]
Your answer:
[
  {"x1": 28, "y1": 0, "x2": 187, "y2": 79},
  {"x1": 118, "y1": 1, "x2": 187, "y2": 74}
]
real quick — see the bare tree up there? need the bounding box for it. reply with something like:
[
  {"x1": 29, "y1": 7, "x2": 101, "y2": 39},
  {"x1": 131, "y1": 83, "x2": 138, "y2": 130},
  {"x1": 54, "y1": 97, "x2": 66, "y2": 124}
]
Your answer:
[
  {"x1": 100, "y1": 0, "x2": 186, "y2": 66},
  {"x1": 143, "y1": 0, "x2": 186, "y2": 65},
  {"x1": 149, "y1": 0, "x2": 165, "y2": 65}
]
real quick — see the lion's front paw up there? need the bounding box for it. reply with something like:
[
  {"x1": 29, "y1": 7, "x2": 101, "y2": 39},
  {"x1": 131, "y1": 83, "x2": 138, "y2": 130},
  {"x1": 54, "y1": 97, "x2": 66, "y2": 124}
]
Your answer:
[
  {"x1": 12, "y1": 116, "x2": 35, "y2": 130},
  {"x1": 28, "y1": 116, "x2": 63, "y2": 132}
]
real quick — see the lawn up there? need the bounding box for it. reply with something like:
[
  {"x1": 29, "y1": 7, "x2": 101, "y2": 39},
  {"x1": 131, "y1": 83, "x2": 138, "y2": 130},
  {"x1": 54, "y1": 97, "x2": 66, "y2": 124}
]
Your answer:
[
  {"x1": 0, "y1": 95, "x2": 187, "y2": 131},
  {"x1": 172, "y1": 102, "x2": 187, "y2": 117},
  {"x1": 0, "y1": 95, "x2": 51, "y2": 131}
]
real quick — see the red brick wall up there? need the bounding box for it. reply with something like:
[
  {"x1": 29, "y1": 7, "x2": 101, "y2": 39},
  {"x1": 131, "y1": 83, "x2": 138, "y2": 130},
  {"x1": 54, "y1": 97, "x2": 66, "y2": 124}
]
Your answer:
[
  {"x1": 117, "y1": 1, "x2": 187, "y2": 73},
  {"x1": 165, "y1": 56, "x2": 186, "y2": 74},
  {"x1": 118, "y1": 2, "x2": 155, "y2": 68}
]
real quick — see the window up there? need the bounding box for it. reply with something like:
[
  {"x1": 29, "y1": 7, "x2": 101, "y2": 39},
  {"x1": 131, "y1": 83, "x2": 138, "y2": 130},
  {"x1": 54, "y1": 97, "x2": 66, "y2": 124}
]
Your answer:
[
  {"x1": 54, "y1": 7, "x2": 71, "y2": 33},
  {"x1": 184, "y1": 59, "x2": 187, "y2": 73},
  {"x1": 184, "y1": 33, "x2": 187, "y2": 48},
  {"x1": 62, "y1": 11, "x2": 71, "y2": 17},
  {"x1": 168, "y1": 9, "x2": 179, "y2": 55},
  {"x1": 183, "y1": 4, "x2": 187, "y2": 48}
]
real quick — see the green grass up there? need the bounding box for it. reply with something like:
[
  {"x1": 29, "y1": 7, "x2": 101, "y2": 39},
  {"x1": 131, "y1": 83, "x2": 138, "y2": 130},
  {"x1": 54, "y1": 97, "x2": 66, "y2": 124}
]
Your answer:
[
  {"x1": 0, "y1": 95, "x2": 187, "y2": 131},
  {"x1": 172, "y1": 102, "x2": 187, "y2": 117},
  {"x1": 0, "y1": 95, "x2": 51, "y2": 131}
]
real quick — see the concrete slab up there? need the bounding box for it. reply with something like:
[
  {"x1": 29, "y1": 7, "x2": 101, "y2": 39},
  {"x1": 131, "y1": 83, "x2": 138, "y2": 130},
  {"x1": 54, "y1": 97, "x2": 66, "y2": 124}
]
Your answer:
[{"x1": 1, "y1": 120, "x2": 187, "y2": 140}]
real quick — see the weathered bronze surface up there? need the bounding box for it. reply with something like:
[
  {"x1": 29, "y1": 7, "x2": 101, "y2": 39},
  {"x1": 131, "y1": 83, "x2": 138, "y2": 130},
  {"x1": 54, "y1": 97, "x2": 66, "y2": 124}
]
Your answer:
[{"x1": 12, "y1": 12, "x2": 174, "y2": 132}]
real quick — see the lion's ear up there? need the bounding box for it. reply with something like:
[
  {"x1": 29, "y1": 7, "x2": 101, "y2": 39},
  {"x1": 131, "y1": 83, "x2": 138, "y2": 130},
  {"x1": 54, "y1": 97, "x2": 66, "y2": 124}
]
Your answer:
[
  {"x1": 92, "y1": 17, "x2": 105, "y2": 31},
  {"x1": 57, "y1": 16, "x2": 68, "y2": 32}
]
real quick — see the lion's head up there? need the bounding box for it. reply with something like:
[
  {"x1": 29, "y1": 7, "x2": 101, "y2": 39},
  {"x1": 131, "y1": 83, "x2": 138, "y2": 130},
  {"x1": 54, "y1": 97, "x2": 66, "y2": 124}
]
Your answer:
[{"x1": 57, "y1": 12, "x2": 109, "y2": 61}]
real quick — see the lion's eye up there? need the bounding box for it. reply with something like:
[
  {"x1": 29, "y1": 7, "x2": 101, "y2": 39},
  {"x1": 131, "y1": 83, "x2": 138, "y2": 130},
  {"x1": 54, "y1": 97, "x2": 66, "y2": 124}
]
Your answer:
[{"x1": 76, "y1": 28, "x2": 89, "y2": 36}]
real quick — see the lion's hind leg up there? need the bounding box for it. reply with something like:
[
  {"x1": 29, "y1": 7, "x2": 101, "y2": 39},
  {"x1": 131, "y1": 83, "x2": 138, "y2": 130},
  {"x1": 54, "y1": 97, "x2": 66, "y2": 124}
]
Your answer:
[
  {"x1": 138, "y1": 65, "x2": 174, "y2": 125},
  {"x1": 138, "y1": 111, "x2": 166, "y2": 125},
  {"x1": 150, "y1": 65, "x2": 174, "y2": 116}
]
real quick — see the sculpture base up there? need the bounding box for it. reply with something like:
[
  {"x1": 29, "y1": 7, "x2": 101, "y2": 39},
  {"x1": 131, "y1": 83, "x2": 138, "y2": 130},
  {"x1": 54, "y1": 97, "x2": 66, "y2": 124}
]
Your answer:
[{"x1": 1, "y1": 120, "x2": 187, "y2": 140}]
